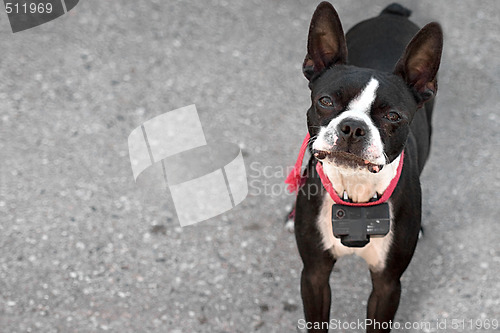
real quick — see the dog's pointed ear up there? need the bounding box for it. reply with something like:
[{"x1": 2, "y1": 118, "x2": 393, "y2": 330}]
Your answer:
[
  {"x1": 303, "y1": 2, "x2": 347, "y2": 81},
  {"x1": 394, "y1": 22, "x2": 443, "y2": 105}
]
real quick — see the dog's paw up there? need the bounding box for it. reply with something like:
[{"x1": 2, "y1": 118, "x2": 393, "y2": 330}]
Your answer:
[
  {"x1": 284, "y1": 204, "x2": 295, "y2": 233},
  {"x1": 284, "y1": 218, "x2": 295, "y2": 233}
]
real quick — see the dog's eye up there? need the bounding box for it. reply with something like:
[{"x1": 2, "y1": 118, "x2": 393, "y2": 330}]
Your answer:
[
  {"x1": 385, "y1": 111, "x2": 401, "y2": 122},
  {"x1": 318, "y1": 96, "x2": 334, "y2": 108}
]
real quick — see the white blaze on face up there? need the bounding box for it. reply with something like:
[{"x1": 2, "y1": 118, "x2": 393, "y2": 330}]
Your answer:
[
  {"x1": 312, "y1": 77, "x2": 385, "y2": 165},
  {"x1": 347, "y1": 77, "x2": 379, "y2": 115}
]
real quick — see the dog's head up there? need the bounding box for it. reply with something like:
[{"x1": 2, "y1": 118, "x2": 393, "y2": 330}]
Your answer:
[{"x1": 305, "y1": 2, "x2": 442, "y2": 173}]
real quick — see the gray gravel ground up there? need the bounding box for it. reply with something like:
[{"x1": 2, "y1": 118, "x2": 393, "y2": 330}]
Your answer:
[{"x1": 1, "y1": 0, "x2": 499, "y2": 332}]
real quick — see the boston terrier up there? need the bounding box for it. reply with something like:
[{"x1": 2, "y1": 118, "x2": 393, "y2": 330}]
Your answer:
[{"x1": 287, "y1": 2, "x2": 442, "y2": 332}]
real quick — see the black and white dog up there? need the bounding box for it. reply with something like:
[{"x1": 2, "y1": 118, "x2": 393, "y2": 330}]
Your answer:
[{"x1": 290, "y1": 2, "x2": 442, "y2": 332}]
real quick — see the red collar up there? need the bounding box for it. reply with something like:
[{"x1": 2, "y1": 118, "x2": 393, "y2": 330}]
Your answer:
[{"x1": 285, "y1": 133, "x2": 404, "y2": 207}]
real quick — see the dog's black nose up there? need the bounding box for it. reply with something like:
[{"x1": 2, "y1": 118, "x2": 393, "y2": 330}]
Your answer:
[{"x1": 339, "y1": 119, "x2": 367, "y2": 141}]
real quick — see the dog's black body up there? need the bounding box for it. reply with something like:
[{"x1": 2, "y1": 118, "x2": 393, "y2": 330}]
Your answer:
[{"x1": 293, "y1": 3, "x2": 442, "y2": 332}]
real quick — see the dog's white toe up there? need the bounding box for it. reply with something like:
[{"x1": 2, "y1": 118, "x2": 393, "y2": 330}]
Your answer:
[{"x1": 284, "y1": 219, "x2": 295, "y2": 233}]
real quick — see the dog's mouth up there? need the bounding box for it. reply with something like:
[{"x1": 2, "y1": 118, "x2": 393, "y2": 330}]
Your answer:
[{"x1": 313, "y1": 149, "x2": 384, "y2": 173}]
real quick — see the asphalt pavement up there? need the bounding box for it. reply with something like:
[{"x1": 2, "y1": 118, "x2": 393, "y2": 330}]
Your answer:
[{"x1": 1, "y1": 0, "x2": 499, "y2": 332}]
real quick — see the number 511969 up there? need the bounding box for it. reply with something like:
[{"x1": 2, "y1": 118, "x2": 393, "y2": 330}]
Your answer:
[
  {"x1": 5, "y1": 2, "x2": 53, "y2": 14},
  {"x1": 452, "y1": 318, "x2": 499, "y2": 330}
]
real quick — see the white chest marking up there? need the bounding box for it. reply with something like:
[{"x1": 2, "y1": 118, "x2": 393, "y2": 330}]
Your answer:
[
  {"x1": 316, "y1": 193, "x2": 394, "y2": 272},
  {"x1": 315, "y1": 153, "x2": 401, "y2": 272}
]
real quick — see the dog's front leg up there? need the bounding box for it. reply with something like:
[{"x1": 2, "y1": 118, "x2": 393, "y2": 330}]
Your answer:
[
  {"x1": 365, "y1": 223, "x2": 419, "y2": 333},
  {"x1": 299, "y1": 251, "x2": 336, "y2": 332},
  {"x1": 294, "y1": 162, "x2": 336, "y2": 331},
  {"x1": 366, "y1": 270, "x2": 402, "y2": 333}
]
